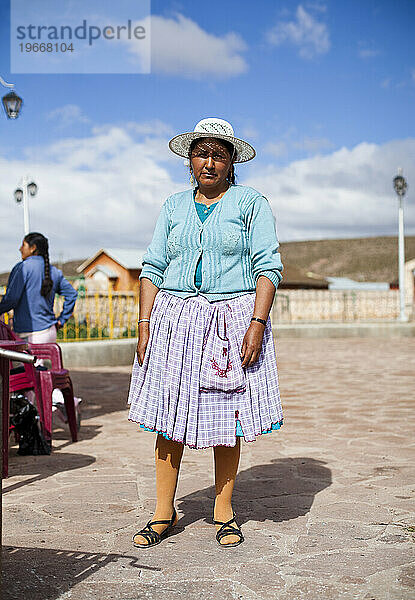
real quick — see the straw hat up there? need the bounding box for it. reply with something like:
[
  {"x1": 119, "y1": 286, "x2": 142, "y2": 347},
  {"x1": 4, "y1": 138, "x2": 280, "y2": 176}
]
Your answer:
[{"x1": 168, "y1": 118, "x2": 256, "y2": 163}]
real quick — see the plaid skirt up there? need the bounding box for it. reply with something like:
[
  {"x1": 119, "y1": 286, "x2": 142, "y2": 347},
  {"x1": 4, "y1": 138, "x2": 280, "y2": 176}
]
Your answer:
[{"x1": 127, "y1": 290, "x2": 283, "y2": 449}]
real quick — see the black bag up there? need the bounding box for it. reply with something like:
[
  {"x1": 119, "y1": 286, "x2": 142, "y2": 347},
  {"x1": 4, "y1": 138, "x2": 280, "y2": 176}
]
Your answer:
[{"x1": 10, "y1": 393, "x2": 51, "y2": 455}]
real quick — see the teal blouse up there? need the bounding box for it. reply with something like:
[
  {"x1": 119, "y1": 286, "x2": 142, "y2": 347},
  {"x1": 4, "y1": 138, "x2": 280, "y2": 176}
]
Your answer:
[
  {"x1": 194, "y1": 199, "x2": 219, "y2": 288},
  {"x1": 139, "y1": 184, "x2": 283, "y2": 302}
]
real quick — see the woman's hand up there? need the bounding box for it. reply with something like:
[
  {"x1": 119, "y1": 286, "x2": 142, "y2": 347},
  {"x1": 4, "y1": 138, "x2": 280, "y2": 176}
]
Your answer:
[
  {"x1": 136, "y1": 323, "x2": 150, "y2": 366},
  {"x1": 240, "y1": 321, "x2": 265, "y2": 368}
]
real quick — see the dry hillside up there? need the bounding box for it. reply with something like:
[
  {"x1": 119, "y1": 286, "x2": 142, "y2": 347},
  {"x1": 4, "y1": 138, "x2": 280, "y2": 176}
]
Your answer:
[
  {"x1": 0, "y1": 259, "x2": 84, "y2": 286},
  {"x1": 279, "y1": 236, "x2": 415, "y2": 282}
]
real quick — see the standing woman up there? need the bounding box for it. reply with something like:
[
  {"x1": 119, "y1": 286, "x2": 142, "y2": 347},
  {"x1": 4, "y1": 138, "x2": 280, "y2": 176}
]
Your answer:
[
  {"x1": 0, "y1": 232, "x2": 78, "y2": 342},
  {"x1": 128, "y1": 118, "x2": 283, "y2": 548}
]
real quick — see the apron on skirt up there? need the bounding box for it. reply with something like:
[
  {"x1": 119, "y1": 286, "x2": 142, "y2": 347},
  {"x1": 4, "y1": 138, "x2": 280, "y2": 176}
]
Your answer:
[{"x1": 127, "y1": 290, "x2": 283, "y2": 449}]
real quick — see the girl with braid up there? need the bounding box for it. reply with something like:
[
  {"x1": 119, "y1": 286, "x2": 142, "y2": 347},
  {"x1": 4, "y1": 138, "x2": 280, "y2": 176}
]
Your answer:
[{"x1": 0, "y1": 232, "x2": 77, "y2": 343}]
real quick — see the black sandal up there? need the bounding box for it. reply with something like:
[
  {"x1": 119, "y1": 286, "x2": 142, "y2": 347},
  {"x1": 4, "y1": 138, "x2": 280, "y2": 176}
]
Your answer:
[
  {"x1": 132, "y1": 508, "x2": 177, "y2": 548},
  {"x1": 213, "y1": 513, "x2": 244, "y2": 548}
]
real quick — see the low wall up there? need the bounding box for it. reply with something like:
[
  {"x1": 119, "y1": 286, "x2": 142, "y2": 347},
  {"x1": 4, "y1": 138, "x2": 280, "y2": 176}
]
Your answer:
[
  {"x1": 273, "y1": 321, "x2": 415, "y2": 339},
  {"x1": 61, "y1": 338, "x2": 136, "y2": 368},
  {"x1": 60, "y1": 322, "x2": 415, "y2": 368}
]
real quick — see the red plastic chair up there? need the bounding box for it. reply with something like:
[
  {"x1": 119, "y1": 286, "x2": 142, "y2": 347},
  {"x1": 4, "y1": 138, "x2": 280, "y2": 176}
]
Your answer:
[
  {"x1": 0, "y1": 339, "x2": 29, "y2": 478},
  {"x1": 28, "y1": 343, "x2": 78, "y2": 444},
  {"x1": 0, "y1": 320, "x2": 78, "y2": 446}
]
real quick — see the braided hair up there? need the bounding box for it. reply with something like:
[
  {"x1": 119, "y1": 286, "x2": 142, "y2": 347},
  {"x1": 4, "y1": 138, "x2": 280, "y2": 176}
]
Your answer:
[
  {"x1": 189, "y1": 138, "x2": 237, "y2": 185},
  {"x1": 227, "y1": 162, "x2": 236, "y2": 185},
  {"x1": 24, "y1": 232, "x2": 53, "y2": 297}
]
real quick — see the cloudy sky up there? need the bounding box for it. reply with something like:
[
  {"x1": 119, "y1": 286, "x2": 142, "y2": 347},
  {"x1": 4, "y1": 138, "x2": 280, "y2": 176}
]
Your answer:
[{"x1": 0, "y1": 0, "x2": 414, "y2": 271}]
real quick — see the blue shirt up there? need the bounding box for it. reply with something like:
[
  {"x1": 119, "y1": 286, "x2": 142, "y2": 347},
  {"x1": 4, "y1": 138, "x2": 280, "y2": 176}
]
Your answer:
[
  {"x1": 194, "y1": 199, "x2": 219, "y2": 288},
  {"x1": 140, "y1": 184, "x2": 283, "y2": 302},
  {"x1": 0, "y1": 256, "x2": 78, "y2": 333}
]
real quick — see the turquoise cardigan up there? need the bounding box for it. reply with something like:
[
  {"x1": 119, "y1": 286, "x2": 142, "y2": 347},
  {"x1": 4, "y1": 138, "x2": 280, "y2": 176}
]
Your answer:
[{"x1": 140, "y1": 184, "x2": 283, "y2": 302}]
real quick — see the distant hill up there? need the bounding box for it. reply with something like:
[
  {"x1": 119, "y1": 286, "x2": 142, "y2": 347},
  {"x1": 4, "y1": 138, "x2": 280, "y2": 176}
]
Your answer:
[
  {"x1": 53, "y1": 259, "x2": 84, "y2": 279},
  {"x1": 0, "y1": 259, "x2": 84, "y2": 286},
  {"x1": 279, "y1": 236, "x2": 415, "y2": 283}
]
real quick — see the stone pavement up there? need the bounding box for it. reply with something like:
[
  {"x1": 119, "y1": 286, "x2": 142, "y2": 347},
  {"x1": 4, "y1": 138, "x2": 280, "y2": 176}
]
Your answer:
[{"x1": 2, "y1": 338, "x2": 415, "y2": 600}]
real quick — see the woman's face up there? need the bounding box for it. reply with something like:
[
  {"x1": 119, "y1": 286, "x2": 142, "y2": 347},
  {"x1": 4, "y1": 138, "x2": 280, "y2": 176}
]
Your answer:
[
  {"x1": 190, "y1": 138, "x2": 233, "y2": 189},
  {"x1": 19, "y1": 240, "x2": 36, "y2": 260}
]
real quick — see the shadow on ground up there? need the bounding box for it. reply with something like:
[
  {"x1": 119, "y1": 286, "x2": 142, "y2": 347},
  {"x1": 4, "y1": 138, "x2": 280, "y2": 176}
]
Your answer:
[
  {"x1": 3, "y1": 451, "x2": 96, "y2": 495},
  {"x1": 176, "y1": 457, "x2": 332, "y2": 529},
  {"x1": 70, "y1": 370, "x2": 131, "y2": 422},
  {"x1": 5, "y1": 369, "x2": 130, "y2": 489},
  {"x1": 1, "y1": 546, "x2": 160, "y2": 600}
]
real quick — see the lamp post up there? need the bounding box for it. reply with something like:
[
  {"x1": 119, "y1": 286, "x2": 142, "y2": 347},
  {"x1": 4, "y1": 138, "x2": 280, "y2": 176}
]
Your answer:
[
  {"x1": 393, "y1": 169, "x2": 408, "y2": 322},
  {"x1": 0, "y1": 76, "x2": 23, "y2": 119},
  {"x1": 14, "y1": 176, "x2": 38, "y2": 235}
]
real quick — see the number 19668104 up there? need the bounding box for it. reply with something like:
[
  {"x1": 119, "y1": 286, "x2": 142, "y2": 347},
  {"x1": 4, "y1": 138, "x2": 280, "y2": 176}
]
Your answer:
[{"x1": 19, "y1": 43, "x2": 74, "y2": 52}]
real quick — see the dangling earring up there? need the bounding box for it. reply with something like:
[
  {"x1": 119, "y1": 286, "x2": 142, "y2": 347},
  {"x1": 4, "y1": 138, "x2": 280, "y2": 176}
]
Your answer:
[{"x1": 189, "y1": 166, "x2": 195, "y2": 187}]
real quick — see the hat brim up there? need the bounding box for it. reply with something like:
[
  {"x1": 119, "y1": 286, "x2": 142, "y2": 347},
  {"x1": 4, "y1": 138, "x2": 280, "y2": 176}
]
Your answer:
[{"x1": 168, "y1": 132, "x2": 256, "y2": 163}]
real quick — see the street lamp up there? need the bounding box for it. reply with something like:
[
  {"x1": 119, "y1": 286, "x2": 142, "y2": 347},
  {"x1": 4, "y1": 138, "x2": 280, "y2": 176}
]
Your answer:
[
  {"x1": 14, "y1": 177, "x2": 38, "y2": 235},
  {"x1": 0, "y1": 76, "x2": 23, "y2": 119},
  {"x1": 393, "y1": 168, "x2": 408, "y2": 322},
  {"x1": 14, "y1": 188, "x2": 23, "y2": 203},
  {"x1": 2, "y1": 90, "x2": 23, "y2": 119},
  {"x1": 27, "y1": 181, "x2": 38, "y2": 197}
]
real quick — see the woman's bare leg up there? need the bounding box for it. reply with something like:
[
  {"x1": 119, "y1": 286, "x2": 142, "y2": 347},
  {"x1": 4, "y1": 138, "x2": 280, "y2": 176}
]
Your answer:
[
  {"x1": 133, "y1": 434, "x2": 184, "y2": 545},
  {"x1": 213, "y1": 438, "x2": 241, "y2": 544}
]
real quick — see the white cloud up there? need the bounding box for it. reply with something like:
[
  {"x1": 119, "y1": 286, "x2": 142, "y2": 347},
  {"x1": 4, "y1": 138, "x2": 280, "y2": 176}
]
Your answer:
[
  {"x1": 358, "y1": 48, "x2": 380, "y2": 59},
  {"x1": 125, "y1": 119, "x2": 174, "y2": 137},
  {"x1": 0, "y1": 124, "x2": 182, "y2": 271},
  {"x1": 126, "y1": 14, "x2": 248, "y2": 79},
  {"x1": 267, "y1": 4, "x2": 330, "y2": 59},
  {"x1": 293, "y1": 136, "x2": 334, "y2": 152},
  {"x1": 263, "y1": 141, "x2": 288, "y2": 158},
  {"x1": 381, "y1": 71, "x2": 415, "y2": 90},
  {"x1": 47, "y1": 104, "x2": 91, "y2": 127},
  {"x1": 246, "y1": 139, "x2": 415, "y2": 241},
  {"x1": 240, "y1": 125, "x2": 259, "y2": 141},
  {"x1": 306, "y1": 2, "x2": 327, "y2": 13}
]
